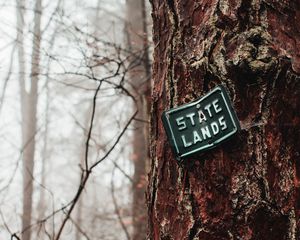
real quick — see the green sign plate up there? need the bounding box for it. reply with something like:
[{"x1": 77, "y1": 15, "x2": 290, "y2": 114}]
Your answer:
[{"x1": 162, "y1": 85, "x2": 240, "y2": 159}]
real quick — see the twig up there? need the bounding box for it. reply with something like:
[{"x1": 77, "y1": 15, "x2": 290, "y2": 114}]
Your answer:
[
  {"x1": 11, "y1": 233, "x2": 21, "y2": 240},
  {"x1": 0, "y1": 42, "x2": 16, "y2": 116},
  {"x1": 111, "y1": 167, "x2": 131, "y2": 240},
  {"x1": 85, "y1": 82, "x2": 102, "y2": 170},
  {"x1": 112, "y1": 161, "x2": 134, "y2": 183},
  {"x1": 0, "y1": 209, "x2": 13, "y2": 235},
  {"x1": 69, "y1": 217, "x2": 91, "y2": 240}
]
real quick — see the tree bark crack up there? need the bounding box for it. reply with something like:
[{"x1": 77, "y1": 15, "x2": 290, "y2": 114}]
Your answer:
[
  {"x1": 166, "y1": 0, "x2": 179, "y2": 108},
  {"x1": 188, "y1": 191, "x2": 203, "y2": 240}
]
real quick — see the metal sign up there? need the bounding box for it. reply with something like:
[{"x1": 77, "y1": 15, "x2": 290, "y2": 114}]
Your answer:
[{"x1": 162, "y1": 85, "x2": 240, "y2": 159}]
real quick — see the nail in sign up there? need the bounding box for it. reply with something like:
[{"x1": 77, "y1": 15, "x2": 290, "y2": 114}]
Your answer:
[{"x1": 162, "y1": 85, "x2": 240, "y2": 159}]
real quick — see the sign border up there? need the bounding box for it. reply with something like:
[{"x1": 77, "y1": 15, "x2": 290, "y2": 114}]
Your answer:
[{"x1": 162, "y1": 85, "x2": 240, "y2": 158}]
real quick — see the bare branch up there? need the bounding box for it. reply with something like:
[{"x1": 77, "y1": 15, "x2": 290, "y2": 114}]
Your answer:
[
  {"x1": 0, "y1": 209, "x2": 13, "y2": 235},
  {"x1": 69, "y1": 217, "x2": 91, "y2": 240},
  {"x1": 112, "y1": 161, "x2": 134, "y2": 183},
  {"x1": 90, "y1": 110, "x2": 138, "y2": 170},
  {"x1": 84, "y1": 82, "x2": 102, "y2": 170}
]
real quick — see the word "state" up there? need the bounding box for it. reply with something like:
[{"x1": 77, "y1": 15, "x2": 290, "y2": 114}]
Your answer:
[{"x1": 175, "y1": 99, "x2": 228, "y2": 148}]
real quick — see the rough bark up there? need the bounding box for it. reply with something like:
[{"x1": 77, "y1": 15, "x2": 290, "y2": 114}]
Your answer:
[
  {"x1": 18, "y1": 0, "x2": 42, "y2": 239},
  {"x1": 147, "y1": 0, "x2": 300, "y2": 239},
  {"x1": 126, "y1": 0, "x2": 151, "y2": 239}
]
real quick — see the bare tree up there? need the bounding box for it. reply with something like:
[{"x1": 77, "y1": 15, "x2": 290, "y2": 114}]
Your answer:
[
  {"x1": 126, "y1": 0, "x2": 151, "y2": 239},
  {"x1": 17, "y1": 0, "x2": 42, "y2": 239},
  {"x1": 36, "y1": 20, "x2": 59, "y2": 238}
]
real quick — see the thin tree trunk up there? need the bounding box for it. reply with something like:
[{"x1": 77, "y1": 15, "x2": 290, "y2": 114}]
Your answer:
[
  {"x1": 37, "y1": 25, "x2": 56, "y2": 225},
  {"x1": 147, "y1": 0, "x2": 300, "y2": 239},
  {"x1": 36, "y1": 63, "x2": 49, "y2": 220},
  {"x1": 126, "y1": 0, "x2": 151, "y2": 239},
  {"x1": 18, "y1": 0, "x2": 42, "y2": 239},
  {"x1": 36, "y1": 0, "x2": 62, "y2": 225}
]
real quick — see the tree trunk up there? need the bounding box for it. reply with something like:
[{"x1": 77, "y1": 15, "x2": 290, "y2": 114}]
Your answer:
[
  {"x1": 147, "y1": 0, "x2": 300, "y2": 239},
  {"x1": 126, "y1": 0, "x2": 151, "y2": 239},
  {"x1": 18, "y1": 0, "x2": 42, "y2": 239}
]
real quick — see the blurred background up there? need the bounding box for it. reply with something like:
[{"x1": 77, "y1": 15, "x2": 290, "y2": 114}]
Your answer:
[{"x1": 0, "y1": 0, "x2": 152, "y2": 239}]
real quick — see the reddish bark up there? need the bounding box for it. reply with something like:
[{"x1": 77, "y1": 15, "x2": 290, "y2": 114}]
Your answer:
[{"x1": 147, "y1": 0, "x2": 300, "y2": 239}]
